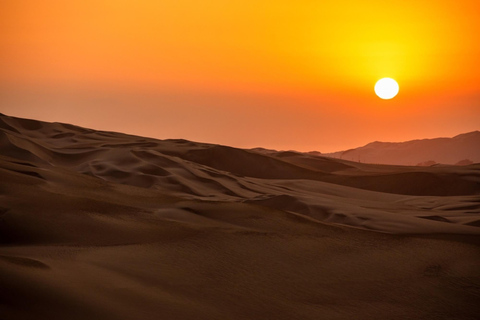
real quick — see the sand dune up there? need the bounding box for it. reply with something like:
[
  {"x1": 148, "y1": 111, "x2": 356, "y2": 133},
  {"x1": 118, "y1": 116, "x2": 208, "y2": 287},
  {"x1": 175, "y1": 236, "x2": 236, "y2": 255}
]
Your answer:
[{"x1": 1, "y1": 113, "x2": 479, "y2": 319}]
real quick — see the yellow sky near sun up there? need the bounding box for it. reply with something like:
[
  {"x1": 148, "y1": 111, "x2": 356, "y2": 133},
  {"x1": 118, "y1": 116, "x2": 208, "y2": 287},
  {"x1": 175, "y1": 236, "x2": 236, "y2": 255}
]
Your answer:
[
  {"x1": 2, "y1": 0, "x2": 478, "y2": 92},
  {"x1": 0, "y1": 0, "x2": 479, "y2": 151}
]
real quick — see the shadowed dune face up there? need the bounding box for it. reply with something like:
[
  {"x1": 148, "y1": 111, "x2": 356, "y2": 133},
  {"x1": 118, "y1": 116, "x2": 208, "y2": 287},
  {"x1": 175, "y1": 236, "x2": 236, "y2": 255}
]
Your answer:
[
  {"x1": 1, "y1": 113, "x2": 479, "y2": 233},
  {"x1": 1, "y1": 113, "x2": 480, "y2": 320}
]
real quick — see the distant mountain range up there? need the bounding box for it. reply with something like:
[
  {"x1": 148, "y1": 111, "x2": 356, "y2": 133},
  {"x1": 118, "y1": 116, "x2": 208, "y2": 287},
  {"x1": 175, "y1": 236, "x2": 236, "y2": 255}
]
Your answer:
[
  {"x1": 323, "y1": 131, "x2": 480, "y2": 166},
  {"x1": 1, "y1": 113, "x2": 480, "y2": 320}
]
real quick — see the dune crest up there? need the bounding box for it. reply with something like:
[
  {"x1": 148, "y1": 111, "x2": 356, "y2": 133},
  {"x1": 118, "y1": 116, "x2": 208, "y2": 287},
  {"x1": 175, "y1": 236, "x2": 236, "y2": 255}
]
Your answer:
[
  {"x1": 1, "y1": 113, "x2": 479, "y2": 234},
  {"x1": 1, "y1": 113, "x2": 479, "y2": 320}
]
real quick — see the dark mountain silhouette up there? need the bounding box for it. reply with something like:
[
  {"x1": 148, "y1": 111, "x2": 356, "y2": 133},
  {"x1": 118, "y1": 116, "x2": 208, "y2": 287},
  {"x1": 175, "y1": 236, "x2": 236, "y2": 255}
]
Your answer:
[{"x1": 323, "y1": 131, "x2": 480, "y2": 165}]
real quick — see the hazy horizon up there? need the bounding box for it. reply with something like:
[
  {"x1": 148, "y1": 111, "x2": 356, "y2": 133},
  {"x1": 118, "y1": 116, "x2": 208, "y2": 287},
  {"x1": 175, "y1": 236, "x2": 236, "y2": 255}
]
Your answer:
[
  {"x1": 1, "y1": 2, "x2": 480, "y2": 315},
  {"x1": 2, "y1": 111, "x2": 479, "y2": 155},
  {"x1": 1, "y1": 0, "x2": 479, "y2": 153}
]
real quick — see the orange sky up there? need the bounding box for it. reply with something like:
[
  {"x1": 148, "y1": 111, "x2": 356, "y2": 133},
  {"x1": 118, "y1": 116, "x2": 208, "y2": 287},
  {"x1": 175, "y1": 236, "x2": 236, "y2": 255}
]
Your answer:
[{"x1": 1, "y1": 0, "x2": 479, "y2": 152}]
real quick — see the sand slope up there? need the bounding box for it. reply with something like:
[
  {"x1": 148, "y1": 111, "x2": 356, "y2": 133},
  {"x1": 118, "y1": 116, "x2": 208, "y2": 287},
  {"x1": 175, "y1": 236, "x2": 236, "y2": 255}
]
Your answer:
[{"x1": 1, "y1": 113, "x2": 479, "y2": 319}]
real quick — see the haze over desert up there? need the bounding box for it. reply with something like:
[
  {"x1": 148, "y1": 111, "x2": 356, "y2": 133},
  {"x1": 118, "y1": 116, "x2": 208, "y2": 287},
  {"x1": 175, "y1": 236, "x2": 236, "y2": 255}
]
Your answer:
[
  {"x1": 1, "y1": 0, "x2": 480, "y2": 319},
  {"x1": 1, "y1": 113, "x2": 479, "y2": 319}
]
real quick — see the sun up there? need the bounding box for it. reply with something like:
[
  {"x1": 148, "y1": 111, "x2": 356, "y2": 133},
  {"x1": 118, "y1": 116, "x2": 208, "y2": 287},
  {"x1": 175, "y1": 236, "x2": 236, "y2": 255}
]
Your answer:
[{"x1": 374, "y1": 78, "x2": 399, "y2": 99}]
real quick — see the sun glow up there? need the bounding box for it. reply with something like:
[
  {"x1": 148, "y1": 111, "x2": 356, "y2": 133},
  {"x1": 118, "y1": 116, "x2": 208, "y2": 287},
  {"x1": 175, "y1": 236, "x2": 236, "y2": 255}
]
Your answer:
[
  {"x1": 374, "y1": 78, "x2": 399, "y2": 99},
  {"x1": 0, "y1": 0, "x2": 479, "y2": 151}
]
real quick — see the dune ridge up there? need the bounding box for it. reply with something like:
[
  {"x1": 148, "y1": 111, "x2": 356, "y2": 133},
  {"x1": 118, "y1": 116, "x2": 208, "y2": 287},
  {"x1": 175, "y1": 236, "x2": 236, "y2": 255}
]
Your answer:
[{"x1": 1, "y1": 113, "x2": 479, "y2": 319}]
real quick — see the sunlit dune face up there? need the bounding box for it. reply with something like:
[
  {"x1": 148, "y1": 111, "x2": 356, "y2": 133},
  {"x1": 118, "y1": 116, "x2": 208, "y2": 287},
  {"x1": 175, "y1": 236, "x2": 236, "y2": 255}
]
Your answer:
[{"x1": 374, "y1": 78, "x2": 399, "y2": 99}]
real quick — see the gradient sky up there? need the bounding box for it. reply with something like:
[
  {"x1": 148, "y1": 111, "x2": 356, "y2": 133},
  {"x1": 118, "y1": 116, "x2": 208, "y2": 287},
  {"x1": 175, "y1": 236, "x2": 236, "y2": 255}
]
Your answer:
[{"x1": 1, "y1": 0, "x2": 479, "y2": 152}]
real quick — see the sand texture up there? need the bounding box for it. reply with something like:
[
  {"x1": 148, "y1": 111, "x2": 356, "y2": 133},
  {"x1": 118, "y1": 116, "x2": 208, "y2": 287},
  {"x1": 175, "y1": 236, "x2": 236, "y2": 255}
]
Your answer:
[{"x1": 1, "y1": 113, "x2": 479, "y2": 320}]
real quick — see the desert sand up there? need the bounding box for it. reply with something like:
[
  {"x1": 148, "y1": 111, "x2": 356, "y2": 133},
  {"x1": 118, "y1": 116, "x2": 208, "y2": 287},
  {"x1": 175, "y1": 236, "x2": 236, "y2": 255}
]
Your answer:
[{"x1": 1, "y1": 113, "x2": 479, "y2": 320}]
